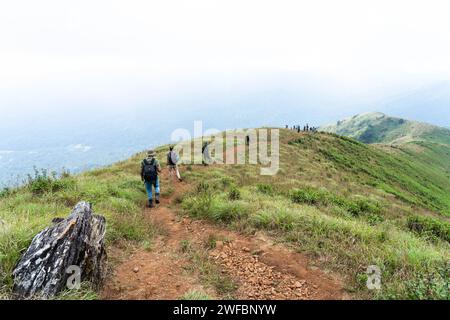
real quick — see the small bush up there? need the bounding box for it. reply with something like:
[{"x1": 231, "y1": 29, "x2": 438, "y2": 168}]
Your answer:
[
  {"x1": 345, "y1": 198, "x2": 382, "y2": 217},
  {"x1": 210, "y1": 201, "x2": 249, "y2": 222},
  {"x1": 404, "y1": 262, "x2": 450, "y2": 300},
  {"x1": 182, "y1": 194, "x2": 248, "y2": 223},
  {"x1": 197, "y1": 181, "x2": 212, "y2": 194},
  {"x1": 107, "y1": 213, "x2": 156, "y2": 243},
  {"x1": 182, "y1": 193, "x2": 214, "y2": 219},
  {"x1": 407, "y1": 215, "x2": 450, "y2": 243},
  {"x1": 290, "y1": 187, "x2": 327, "y2": 205},
  {"x1": 366, "y1": 213, "x2": 384, "y2": 226},
  {"x1": 228, "y1": 186, "x2": 241, "y2": 201},
  {"x1": 52, "y1": 178, "x2": 76, "y2": 192},
  {"x1": 220, "y1": 176, "x2": 235, "y2": 188},
  {"x1": 26, "y1": 168, "x2": 76, "y2": 195},
  {"x1": 257, "y1": 184, "x2": 273, "y2": 195},
  {"x1": 290, "y1": 187, "x2": 382, "y2": 218},
  {"x1": 27, "y1": 168, "x2": 55, "y2": 195},
  {"x1": 252, "y1": 209, "x2": 297, "y2": 231}
]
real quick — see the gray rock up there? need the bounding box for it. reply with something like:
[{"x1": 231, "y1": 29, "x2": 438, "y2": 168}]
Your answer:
[{"x1": 12, "y1": 201, "x2": 107, "y2": 299}]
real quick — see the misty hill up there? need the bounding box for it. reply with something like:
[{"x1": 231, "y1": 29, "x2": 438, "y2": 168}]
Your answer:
[{"x1": 320, "y1": 112, "x2": 450, "y2": 145}]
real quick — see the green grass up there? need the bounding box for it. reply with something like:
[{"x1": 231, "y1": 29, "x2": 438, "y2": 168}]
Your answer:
[
  {"x1": 179, "y1": 129, "x2": 450, "y2": 299},
  {"x1": 180, "y1": 290, "x2": 212, "y2": 300},
  {"x1": 0, "y1": 150, "x2": 167, "y2": 299},
  {"x1": 257, "y1": 183, "x2": 274, "y2": 195},
  {"x1": 54, "y1": 283, "x2": 99, "y2": 300},
  {"x1": 407, "y1": 215, "x2": 450, "y2": 243},
  {"x1": 1, "y1": 127, "x2": 449, "y2": 300},
  {"x1": 312, "y1": 134, "x2": 450, "y2": 215},
  {"x1": 321, "y1": 112, "x2": 450, "y2": 146},
  {"x1": 228, "y1": 186, "x2": 241, "y2": 201},
  {"x1": 181, "y1": 183, "x2": 449, "y2": 299}
]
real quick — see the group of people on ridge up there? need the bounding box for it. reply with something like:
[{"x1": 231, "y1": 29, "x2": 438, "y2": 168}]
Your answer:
[
  {"x1": 140, "y1": 146, "x2": 182, "y2": 208},
  {"x1": 285, "y1": 124, "x2": 318, "y2": 133}
]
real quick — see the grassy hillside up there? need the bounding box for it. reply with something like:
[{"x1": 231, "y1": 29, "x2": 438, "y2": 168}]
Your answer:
[
  {"x1": 1, "y1": 129, "x2": 449, "y2": 300},
  {"x1": 178, "y1": 129, "x2": 449, "y2": 299},
  {"x1": 320, "y1": 112, "x2": 450, "y2": 145},
  {"x1": 0, "y1": 156, "x2": 162, "y2": 299}
]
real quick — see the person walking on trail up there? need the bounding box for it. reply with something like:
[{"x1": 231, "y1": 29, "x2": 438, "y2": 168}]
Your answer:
[
  {"x1": 202, "y1": 141, "x2": 212, "y2": 166},
  {"x1": 141, "y1": 150, "x2": 162, "y2": 208},
  {"x1": 167, "y1": 146, "x2": 182, "y2": 182}
]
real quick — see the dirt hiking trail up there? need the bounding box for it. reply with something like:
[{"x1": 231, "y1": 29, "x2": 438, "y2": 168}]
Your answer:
[{"x1": 101, "y1": 170, "x2": 346, "y2": 300}]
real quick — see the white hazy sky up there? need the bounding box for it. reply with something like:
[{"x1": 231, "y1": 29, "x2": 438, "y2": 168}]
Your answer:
[{"x1": 1, "y1": 0, "x2": 450, "y2": 114}]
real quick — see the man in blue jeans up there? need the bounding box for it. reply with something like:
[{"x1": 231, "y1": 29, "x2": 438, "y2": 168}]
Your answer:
[{"x1": 141, "y1": 150, "x2": 162, "y2": 208}]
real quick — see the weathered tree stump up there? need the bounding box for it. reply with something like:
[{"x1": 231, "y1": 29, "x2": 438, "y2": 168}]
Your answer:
[{"x1": 12, "y1": 201, "x2": 107, "y2": 299}]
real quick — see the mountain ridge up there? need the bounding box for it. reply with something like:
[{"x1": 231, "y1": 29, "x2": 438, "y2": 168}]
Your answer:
[
  {"x1": 320, "y1": 111, "x2": 450, "y2": 145},
  {"x1": 1, "y1": 122, "x2": 449, "y2": 300}
]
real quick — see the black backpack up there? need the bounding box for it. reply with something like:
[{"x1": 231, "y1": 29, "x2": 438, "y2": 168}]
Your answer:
[
  {"x1": 167, "y1": 152, "x2": 175, "y2": 166},
  {"x1": 143, "y1": 158, "x2": 158, "y2": 182}
]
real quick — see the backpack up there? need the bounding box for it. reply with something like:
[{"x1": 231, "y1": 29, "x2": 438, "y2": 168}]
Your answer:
[
  {"x1": 167, "y1": 151, "x2": 179, "y2": 166},
  {"x1": 143, "y1": 158, "x2": 158, "y2": 182}
]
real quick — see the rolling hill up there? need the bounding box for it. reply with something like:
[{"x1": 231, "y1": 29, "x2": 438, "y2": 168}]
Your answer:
[
  {"x1": 1, "y1": 119, "x2": 449, "y2": 300},
  {"x1": 320, "y1": 112, "x2": 450, "y2": 145}
]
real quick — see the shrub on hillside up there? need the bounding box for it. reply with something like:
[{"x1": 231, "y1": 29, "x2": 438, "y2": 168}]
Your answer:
[
  {"x1": 366, "y1": 212, "x2": 384, "y2": 226},
  {"x1": 210, "y1": 201, "x2": 249, "y2": 222},
  {"x1": 107, "y1": 212, "x2": 157, "y2": 243},
  {"x1": 196, "y1": 181, "x2": 212, "y2": 194},
  {"x1": 182, "y1": 184, "x2": 214, "y2": 219},
  {"x1": 404, "y1": 262, "x2": 450, "y2": 300},
  {"x1": 344, "y1": 198, "x2": 382, "y2": 217},
  {"x1": 228, "y1": 186, "x2": 241, "y2": 201},
  {"x1": 407, "y1": 215, "x2": 450, "y2": 243},
  {"x1": 290, "y1": 186, "x2": 383, "y2": 218},
  {"x1": 252, "y1": 209, "x2": 297, "y2": 231},
  {"x1": 290, "y1": 187, "x2": 327, "y2": 205},
  {"x1": 26, "y1": 168, "x2": 76, "y2": 196},
  {"x1": 182, "y1": 191, "x2": 248, "y2": 222},
  {"x1": 220, "y1": 176, "x2": 235, "y2": 188},
  {"x1": 257, "y1": 184, "x2": 273, "y2": 195}
]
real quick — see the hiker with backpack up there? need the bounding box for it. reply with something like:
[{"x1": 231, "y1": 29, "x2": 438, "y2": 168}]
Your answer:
[
  {"x1": 141, "y1": 150, "x2": 162, "y2": 208},
  {"x1": 202, "y1": 141, "x2": 211, "y2": 166},
  {"x1": 167, "y1": 146, "x2": 182, "y2": 182}
]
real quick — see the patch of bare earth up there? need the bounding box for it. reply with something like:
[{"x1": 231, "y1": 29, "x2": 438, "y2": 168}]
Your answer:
[
  {"x1": 102, "y1": 173, "x2": 345, "y2": 300},
  {"x1": 101, "y1": 240, "x2": 215, "y2": 300}
]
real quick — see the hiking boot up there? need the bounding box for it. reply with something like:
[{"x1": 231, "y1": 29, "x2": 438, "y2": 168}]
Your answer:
[
  {"x1": 147, "y1": 200, "x2": 154, "y2": 208},
  {"x1": 155, "y1": 196, "x2": 160, "y2": 205}
]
